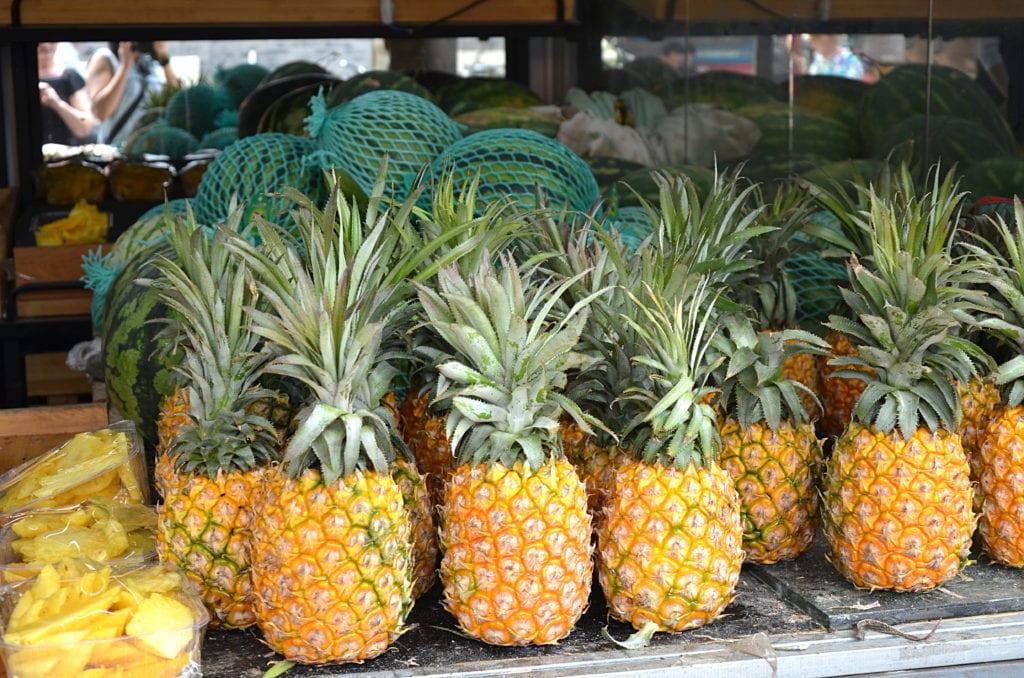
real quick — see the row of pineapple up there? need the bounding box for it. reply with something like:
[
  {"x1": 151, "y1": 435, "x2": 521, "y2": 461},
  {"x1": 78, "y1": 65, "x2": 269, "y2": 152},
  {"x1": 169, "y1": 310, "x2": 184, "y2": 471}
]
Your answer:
[{"x1": 144, "y1": 158, "x2": 1024, "y2": 667}]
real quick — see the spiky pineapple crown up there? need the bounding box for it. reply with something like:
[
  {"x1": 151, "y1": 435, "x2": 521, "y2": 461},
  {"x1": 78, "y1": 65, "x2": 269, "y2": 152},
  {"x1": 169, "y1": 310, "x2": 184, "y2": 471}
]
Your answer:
[
  {"x1": 226, "y1": 174, "x2": 413, "y2": 484},
  {"x1": 403, "y1": 173, "x2": 532, "y2": 409},
  {"x1": 416, "y1": 254, "x2": 599, "y2": 469},
  {"x1": 712, "y1": 313, "x2": 828, "y2": 429},
  {"x1": 148, "y1": 215, "x2": 279, "y2": 475},
  {"x1": 965, "y1": 198, "x2": 1024, "y2": 408},
  {"x1": 825, "y1": 168, "x2": 984, "y2": 438},
  {"x1": 618, "y1": 277, "x2": 724, "y2": 468},
  {"x1": 740, "y1": 182, "x2": 818, "y2": 329}
]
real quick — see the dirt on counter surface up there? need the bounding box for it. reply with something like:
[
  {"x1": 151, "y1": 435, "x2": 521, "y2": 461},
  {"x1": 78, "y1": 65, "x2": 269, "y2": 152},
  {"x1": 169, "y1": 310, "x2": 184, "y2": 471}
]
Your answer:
[{"x1": 201, "y1": 569, "x2": 823, "y2": 678}]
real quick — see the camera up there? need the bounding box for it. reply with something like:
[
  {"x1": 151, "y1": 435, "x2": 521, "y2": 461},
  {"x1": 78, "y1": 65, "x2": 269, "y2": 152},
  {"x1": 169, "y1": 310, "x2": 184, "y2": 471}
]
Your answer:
[{"x1": 131, "y1": 41, "x2": 156, "y2": 57}]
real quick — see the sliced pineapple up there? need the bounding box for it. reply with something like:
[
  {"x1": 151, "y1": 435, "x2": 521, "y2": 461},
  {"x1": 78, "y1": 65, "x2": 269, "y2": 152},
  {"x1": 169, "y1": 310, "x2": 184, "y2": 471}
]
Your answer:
[{"x1": 125, "y1": 593, "x2": 195, "y2": 658}]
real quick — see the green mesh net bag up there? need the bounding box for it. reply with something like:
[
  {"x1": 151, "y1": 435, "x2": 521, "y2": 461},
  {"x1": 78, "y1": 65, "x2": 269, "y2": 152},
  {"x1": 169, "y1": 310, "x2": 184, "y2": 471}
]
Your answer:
[
  {"x1": 423, "y1": 128, "x2": 600, "y2": 216},
  {"x1": 607, "y1": 205, "x2": 654, "y2": 252},
  {"x1": 122, "y1": 124, "x2": 199, "y2": 158},
  {"x1": 305, "y1": 89, "x2": 462, "y2": 202},
  {"x1": 192, "y1": 132, "x2": 324, "y2": 227},
  {"x1": 165, "y1": 83, "x2": 232, "y2": 139},
  {"x1": 198, "y1": 126, "x2": 239, "y2": 150},
  {"x1": 785, "y1": 218, "x2": 848, "y2": 328}
]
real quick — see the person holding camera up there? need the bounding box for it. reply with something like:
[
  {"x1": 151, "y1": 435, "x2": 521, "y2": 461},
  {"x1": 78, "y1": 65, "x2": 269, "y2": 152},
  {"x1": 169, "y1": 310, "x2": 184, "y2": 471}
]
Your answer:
[
  {"x1": 85, "y1": 40, "x2": 178, "y2": 146},
  {"x1": 37, "y1": 41, "x2": 95, "y2": 145}
]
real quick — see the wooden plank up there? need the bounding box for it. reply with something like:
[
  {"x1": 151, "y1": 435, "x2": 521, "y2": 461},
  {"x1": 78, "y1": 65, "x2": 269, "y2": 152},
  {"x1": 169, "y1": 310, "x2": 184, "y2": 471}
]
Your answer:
[
  {"x1": 623, "y1": 0, "x2": 1024, "y2": 22},
  {"x1": 12, "y1": 0, "x2": 574, "y2": 26},
  {"x1": 12, "y1": 243, "x2": 97, "y2": 318},
  {"x1": 24, "y1": 351, "x2": 91, "y2": 398},
  {"x1": 0, "y1": 403, "x2": 108, "y2": 476}
]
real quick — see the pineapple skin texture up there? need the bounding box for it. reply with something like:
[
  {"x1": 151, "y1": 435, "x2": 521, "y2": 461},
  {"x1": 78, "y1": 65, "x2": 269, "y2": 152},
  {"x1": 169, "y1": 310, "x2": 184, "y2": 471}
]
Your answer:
[
  {"x1": 719, "y1": 418, "x2": 822, "y2": 564},
  {"x1": 440, "y1": 458, "x2": 593, "y2": 646},
  {"x1": 392, "y1": 456, "x2": 440, "y2": 599},
  {"x1": 410, "y1": 411, "x2": 454, "y2": 512},
  {"x1": 156, "y1": 461, "x2": 260, "y2": 628},
  {"x1": 249, "y1": 465, "x2": 412, "y2": 664},
  {"x1": 597, "y1": 459, "x2": 744, "y2": 632},
  {"x1": 823, "y1": 423, "x2": 975, "y2": 591},
  {"x1": 561, "y1": 419, "x2": 622, "y2": 517},
  {"x1": 820, "y1": 331, "x2": 870, "y2": 439},
  {"x1": 977, "y1": 405, "x2": 1024, "y2": 567},
  {"x1": 782, "y1": 351, "x2": 822, "y2": 421}
]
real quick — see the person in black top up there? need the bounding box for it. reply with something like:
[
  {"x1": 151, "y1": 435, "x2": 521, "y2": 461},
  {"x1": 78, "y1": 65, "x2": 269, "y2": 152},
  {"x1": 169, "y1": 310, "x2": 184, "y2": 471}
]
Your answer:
[{"x1": 38, "y1": 41, "x2": 96, "y2": 145}]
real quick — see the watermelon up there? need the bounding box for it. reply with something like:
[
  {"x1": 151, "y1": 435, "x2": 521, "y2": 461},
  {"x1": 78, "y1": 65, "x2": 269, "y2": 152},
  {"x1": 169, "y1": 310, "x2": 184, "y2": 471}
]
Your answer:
[
  {"x1": 258, "y1": 82, "x2": 322, "y2": 136},
  {"x1": 613, "y1": 165, "x2": 715, "y2": 208},
  {"x1": 435, "y1": 77, "x2": 544, "y2": 117},
  {"x1": 860, "y1": 64, "x2": 1016, "y2": 154},
  {"x1": 197, "y1": 126, "x2": 238, "y2": 150},
  {"x1": 260, "y1": 61, "x2": 329, "y2": 85},
  {"x1": 961, "y1": 157, "x2": 1024, "y2": 200},
  {"x1": 788, "y1": 75, "x2": 868, "y2": 127},
  {"x1": 802, "y1": 159, "x2": 885, "y2": 194},
  {"x1": 102, "y1": 243, "x2": 182, "y2": 447},
  {"x1": 736, "y1": 102, "x2": 862, "y2": 162},
  {"x1": 327, "y1": 70, "x2": 432, "y2": 106},
  {"x1": 164, "y1": 84, "x2": 231, "y2": 139},
  {"x1": 870, "y1": 114, "x2": 1016, "y2": 173},
  {"x1": 237, "y1": 74, "x2": 340, "y2": 138},
  {"x1": 667, "y1": 71, "x2": 780, "y2": 110},
  {"x1": 403, "y1": 68, "x2": 462, "y2": 93},
  {"x1": 215, "y1": 63, "x2": 271, "y2": 110},
  {"x1": 738, "y1": 154, "x2": 832, "y2": 190},
  {"x1": 453, "y1": 106, "x2": 561, "y2": 138},
  {"x1": 586, "y1": 156, "x2": 648, "y2": 192},
  {"x1": 122, "y1": 124, "x2": 199, "y2": 159}
]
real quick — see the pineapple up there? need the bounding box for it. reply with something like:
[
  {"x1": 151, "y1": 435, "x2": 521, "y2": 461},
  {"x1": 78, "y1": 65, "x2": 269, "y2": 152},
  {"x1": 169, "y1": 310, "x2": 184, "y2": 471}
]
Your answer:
[
  {"x1": 821, "y1": 172, "x2": 980, "y2": 591},
  {"x1": 147, "y1": 221, "x2": 282, "y2": 629},
  {"x1": 402, "y1": 174, "x2": 529, "y2": 511},
  {"x1": 416, "y1": 255, "x2": 595, "y2": 646},
  {"x1": 819, "y1": 329, "x2": 871, "y2": 439},
  {"x1": 963, "y1": 198, "x2": 1024, "y2": 567},
  {"x1": 597, "y1": 281, "x2": 743, "y2": 635},
  {"x1": 227, "y1": 178, "x2": 417, "y2": 663},
  {"x1": 713, "y1": 314, "x2": 828, "y2": 564}
]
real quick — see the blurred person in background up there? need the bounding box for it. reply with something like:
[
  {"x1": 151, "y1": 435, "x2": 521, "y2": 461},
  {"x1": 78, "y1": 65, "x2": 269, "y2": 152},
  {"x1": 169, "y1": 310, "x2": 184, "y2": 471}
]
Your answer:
[
  {"x1": 37, "y1": 41, "x2": 96, "y2": 145},
  {"x1": 808, "y1": 34, "x2": 866, "y2": 80},
  {"x1": 86, "y1": 40, "x2": 178, "y2": 145}
]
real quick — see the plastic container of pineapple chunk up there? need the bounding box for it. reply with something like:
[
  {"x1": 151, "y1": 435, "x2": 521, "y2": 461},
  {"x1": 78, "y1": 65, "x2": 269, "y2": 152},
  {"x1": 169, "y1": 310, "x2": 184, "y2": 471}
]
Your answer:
[
  {"x1": 0, "y1": 499, "x2": 157, "y2": 584},
  {"x1": 0, "y1": 421, "x2": 148, "y2": 519},
  {"x1": 0, "y1": 560, "x2": 209, "y2": 678}
]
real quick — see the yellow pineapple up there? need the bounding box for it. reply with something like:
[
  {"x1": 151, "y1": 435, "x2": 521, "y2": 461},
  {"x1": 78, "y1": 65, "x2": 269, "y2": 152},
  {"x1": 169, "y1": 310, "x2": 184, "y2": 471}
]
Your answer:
[
  {"x1": 150, "y1": 220, "x2": 281, "y2": 629},
  {"x1": 597, "y1": 283, "x2": 743, "y2": 635},
  {"x1": 418, "y1": 255, "x2": 595, "y2": 646},
  {"x1": 230, "y1": 177, "x2": 415, "y2": 664},
  {"x1": 963, "y1": 198, "x2": 1024, "y2": 567},
  {"x1": 713, "y1": 316, "x2": 828, "y2": 564},
  {"x1": 819, "y1": 330, "x2": 871, "y2": 439},
  {"x1": 822, "y1": 170, "x2": 979, "y2": 591},
  {"x1": 392, "y1": 454, "x2": 440, "y2": 598}
]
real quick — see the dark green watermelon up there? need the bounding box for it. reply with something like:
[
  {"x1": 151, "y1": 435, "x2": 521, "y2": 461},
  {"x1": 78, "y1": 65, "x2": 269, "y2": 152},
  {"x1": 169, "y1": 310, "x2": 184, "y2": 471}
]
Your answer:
[
  {"x1": 258, "y1": 82, "x2": 324, "y2": 136},
  {"x1": 327, "y1": 70, "x2": 432, "y2": 106},
  {"x1": 260, "y1": 61, "x2": 329, "y2": 86},
  {"x1": 237, "y1": 75, "x2": 340, "y2": 138},
  {"x1": 871, "y1": 114, "x2": 1016, "y2": 173},
  {"x1": 403, "y1": 68, "x2": 461, "y2": 93},
  {"x1": 453, "y1": 106, "x2": 560, "y2": 138},
  {"x1": 586, "y1": 156, "x2": 648, "y2": 192},
  {"x1": 738, "y1": 154, "x2": 832, "y2": 190},
  {"x1": 164, "y1": 84, "x2": 231, "y2": 139},
  {"x1": 736, "y1": 102, "x2": 862, "y2": 162},
  {"x1": 435, "y1": 77, "x2": 544, "y2": 116},
  {"x1": 216, "y1": 63, "x2": 271, "y2": 110},
  {"x1": 613, "y1": 165, "x2": 715, "y2": 207},
  {"x1": 789, "y1": 75, "x2": 868, "y2": 128},
  {"x1": 802, "y1": 159, "x2": 885, "y2": 193},
  {"x1": 961, "y1": 157, "x2": 1024, "y2": 199},
  {"x1": 122, "y1": 124, "x2": 199, "y2": 159},
  {"x1": 102, "y1": 243, "x2": 182, "y2": 447},
  {"x1": 666, "y1": 71, "x2": 780, "y2": 110},
  {"x1": 860, "y1": 64, "x2": 1016, "y2": 154}
]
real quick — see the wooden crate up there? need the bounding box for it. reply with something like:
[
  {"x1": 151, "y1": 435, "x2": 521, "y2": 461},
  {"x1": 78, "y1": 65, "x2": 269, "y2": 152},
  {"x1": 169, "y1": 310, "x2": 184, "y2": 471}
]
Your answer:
[
  {"x1": 0, "y1": 403, "x2": 108, "y2": 476},
  {"x1": 24, "y1": 351, "x2": 93, "y2": 401},
  {"x1": 12, "y1": 243, "x2": 98, "y2": 318}
]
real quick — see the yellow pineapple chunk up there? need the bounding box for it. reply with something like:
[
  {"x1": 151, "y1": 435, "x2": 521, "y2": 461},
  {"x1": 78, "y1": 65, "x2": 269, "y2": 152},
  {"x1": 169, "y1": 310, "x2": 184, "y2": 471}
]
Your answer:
[
  {"x1": 125, "y1": 593, "x2": 195, "y2": 659},
  {"x1": 7, "y1": 630, "x2": 92, "y2": 678},
  {"x1": 82, "y1": 668, "x2": 124, "y2": 678},
  {"x1": 0, "y1": 429, "x2": 136, "y2": 513}
]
